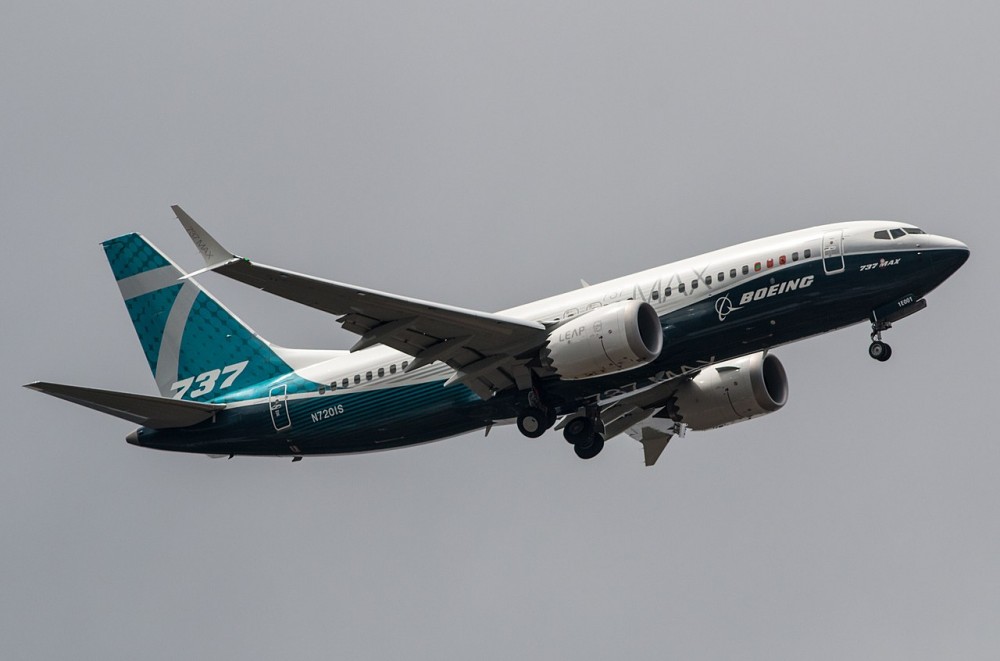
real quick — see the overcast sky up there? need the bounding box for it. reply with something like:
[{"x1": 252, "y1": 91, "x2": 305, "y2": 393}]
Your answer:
[{"x1": 2, "y1": 2, "x2": 997, "y2": 659}]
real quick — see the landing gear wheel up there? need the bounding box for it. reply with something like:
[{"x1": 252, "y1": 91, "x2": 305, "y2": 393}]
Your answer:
[
  {"x1": 869, "y1": 314, "x2": 893, "y2": 362},
  {"x1": 563, "y1": 417, "x2": 594, "y2": 445},
  {"x1": 574, "y1": 435, "x2": 604, "y2": 460},
  {"x1": 516, "y1": 407, "x2": 547, "y2": 438},
  {"x1": 869, "y1": 341, "x2": 892, "y2": 362}
]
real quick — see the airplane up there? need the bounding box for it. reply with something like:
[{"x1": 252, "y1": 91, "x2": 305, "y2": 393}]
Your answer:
[{"x1": 26, "y1": 207, "x2": 969, "y2": 465}]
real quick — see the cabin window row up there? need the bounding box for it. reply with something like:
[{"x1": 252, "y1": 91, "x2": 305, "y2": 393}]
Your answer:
[
  {"x1": 657, "y1": 249, "x2": 812, "y2": 298},
  {"x1": 317, "y1": 360, "x2": 410, "y2": 393}
]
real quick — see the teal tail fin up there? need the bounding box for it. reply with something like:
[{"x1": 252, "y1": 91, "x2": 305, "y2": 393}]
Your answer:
[{"x1": 102, "y1": 233, "x2": 297, "y2": 401}]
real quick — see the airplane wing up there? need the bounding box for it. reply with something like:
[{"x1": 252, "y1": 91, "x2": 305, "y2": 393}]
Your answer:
[{"x1": 173, "y1": 206, "x2": 549, "y2": 398}]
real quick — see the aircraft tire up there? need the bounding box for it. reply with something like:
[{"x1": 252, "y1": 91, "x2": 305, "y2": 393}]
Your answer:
[
  {"x1": 563, "y1": 416, "x2": 594, "y2": 445},
  {"x1": 574, "y1": 435, "x2": 604, "y2": 460},
  {"x1": 516, "y1": 407, "x2": 547, "y2": 438},
  {"x1": 869, "y1": 341, "x2": 892, "y2": 361}
]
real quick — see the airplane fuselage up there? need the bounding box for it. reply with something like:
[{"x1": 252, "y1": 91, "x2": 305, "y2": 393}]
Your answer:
[{"x1": 128, "y1": 220, "x2": 968, "y2": 457}]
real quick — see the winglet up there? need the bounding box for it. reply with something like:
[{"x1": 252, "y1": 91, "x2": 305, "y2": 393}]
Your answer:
[{"x1": 171, "y1": 205, "x2": 240, "y2": 275}]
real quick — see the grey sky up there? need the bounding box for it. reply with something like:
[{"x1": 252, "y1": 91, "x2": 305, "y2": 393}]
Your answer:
[{"x1": 2, "y1": 2, "x2": 997, "y2": 659}]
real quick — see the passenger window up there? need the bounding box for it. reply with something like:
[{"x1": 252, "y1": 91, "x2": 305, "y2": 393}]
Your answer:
[
  {"x1": 353, "y1": 375, "x2": 361, "y2": 385},
  {"x1": 402, "y1": 361, "x2": 409, "y2": 370},
  {"x1": 730, "y1": 268, "x2": 737, "y2": 278},
  {"x1": 754, "y1": 262, "x2": 762, "y2": 272},
  {"x1": 792, "y1": 252, "x2": 799, "y2": 262},
  {"x1": 330, "y1": 382, "x2": 336, "y2": 391},
  {"x1": 890, "y1": 228, "x2": 905, "y2": 239},
  {"x1": 718, "y1": 272, "x2": 724, "y2": 282},
  {"x1": 804, "y1": 249, "x2": 811, "y2": 258},
  {"x1": 318, "y1": 386, "x2": 326, "y2": 394},
  {"x1": 390, "y1": 364, "x2": 397, "y2": 374},
  {"x1": 691, "y1": 280, "x2": 698, "y2": 290},
  {"x1": 766, "y1": 258, "x2": 774, "y2": 268},
  {"x1": 742, "y1": 265, "x2": 749, "y2": 275},
  {"x1": 365, "y1": 371, "x2": 372, "y2": 381},
  {"x1": 779, "y1": 255, "x2": 787, "y2": 265},
  {"x1": 705, "y1": 275, "x2": 712, "y2": 285},
  {"x1": 342, "y1": 378, "x2": 349, "y2": 388},
  {"x1": 874, "y1": 230, "x2": 891, "y2": 240},
  {"x1": 378, "y1": 367, "x2": 385, "y2": 377},
  {"x1": 678, "y1": 282, "x2": 686, "y2": 293},
  {"x1": 664, "y1": 287, "x2": 672, "y2": 297},
  {"x1": 651, "y1": 290, "x2": 659, "y2": 300}
]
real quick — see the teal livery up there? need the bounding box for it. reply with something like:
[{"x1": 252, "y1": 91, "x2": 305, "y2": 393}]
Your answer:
[{"x1": 101, "y1": 233, "x2": 324, "y2": 402}]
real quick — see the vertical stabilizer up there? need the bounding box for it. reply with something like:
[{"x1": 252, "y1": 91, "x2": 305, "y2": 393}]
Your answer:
[{"x1": 102, "y1": 233, "x2": 298, "y2": 401}]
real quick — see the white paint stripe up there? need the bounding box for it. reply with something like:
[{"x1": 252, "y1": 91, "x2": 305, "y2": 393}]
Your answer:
[
  {"x1": 117, "y1": 266, "x2": 180, "y2": 300},
  {"x1": 154, "y1": 281, "x2": 200, "y2": 396}
]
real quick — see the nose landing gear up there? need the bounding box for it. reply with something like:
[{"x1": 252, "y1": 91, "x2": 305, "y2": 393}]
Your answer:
[
  {"x1": 869, "y1": 319, "x2": 893, "y2": 362},
  {"x1": 867, "y1": 296, "x2": 928, "y2": 363}
]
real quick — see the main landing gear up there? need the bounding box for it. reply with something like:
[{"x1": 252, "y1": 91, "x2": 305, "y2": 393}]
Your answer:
[
  {"x1": 514, "y1": 389, "x2": 604, "y2": 461},
  {"x1": 562, "y1": 413, "x2": 605, "y2": 460},
  {"x1": 869, "y1": 319, "x2": 893, "y2": 362}
]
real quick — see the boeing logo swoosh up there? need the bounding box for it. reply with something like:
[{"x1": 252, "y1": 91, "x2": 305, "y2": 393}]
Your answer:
[{"x1": 715, "y1": 295, "x2": 741, "y2": 322}]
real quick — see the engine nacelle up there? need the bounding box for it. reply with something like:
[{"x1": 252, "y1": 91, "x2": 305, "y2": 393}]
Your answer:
[
  {"x1": 544, "y1": 300, "x2": 663, "y2": 380},
  {"x1": 667, "y1": 352, "x2": 789, "y2": 430}
]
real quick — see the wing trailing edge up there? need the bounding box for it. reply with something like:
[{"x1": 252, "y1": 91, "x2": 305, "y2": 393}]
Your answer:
[{"x1": 24, "y1": 382, "x2": 224, "y2": 429}]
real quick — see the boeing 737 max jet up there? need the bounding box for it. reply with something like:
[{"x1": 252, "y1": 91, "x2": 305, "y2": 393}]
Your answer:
[{"x1": 26, "y1": 208, "x2": 969, "y2": 465}]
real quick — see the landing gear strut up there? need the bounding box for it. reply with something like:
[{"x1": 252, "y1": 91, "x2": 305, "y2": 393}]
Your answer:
[{"x1": 869, "y1": 319, "x2": 893, "y2": 362}]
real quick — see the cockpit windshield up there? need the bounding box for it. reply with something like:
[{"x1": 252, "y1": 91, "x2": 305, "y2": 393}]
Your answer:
[{"x1": 875, "y1": 227, "x2": 926, "y2": 240}]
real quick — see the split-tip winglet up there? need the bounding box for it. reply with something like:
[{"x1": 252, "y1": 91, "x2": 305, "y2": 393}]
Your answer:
[{"x1": 171, "y1": 205, "x2": 240, "y2": 274}]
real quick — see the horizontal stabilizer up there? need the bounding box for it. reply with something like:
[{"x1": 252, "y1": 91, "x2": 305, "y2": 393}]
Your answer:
[{"x1": 24, "y1": 382, "x2": 224, "y2": 429}]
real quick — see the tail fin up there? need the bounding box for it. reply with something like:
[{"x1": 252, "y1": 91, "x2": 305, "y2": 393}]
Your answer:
[{"x1": 102, "y1": 233, "x2": 298, "y2": 401}]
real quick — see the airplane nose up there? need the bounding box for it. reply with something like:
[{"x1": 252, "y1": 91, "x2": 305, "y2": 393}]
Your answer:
[{"x1": 928, "y1": 237, "x2": 970, "y2": 278}]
